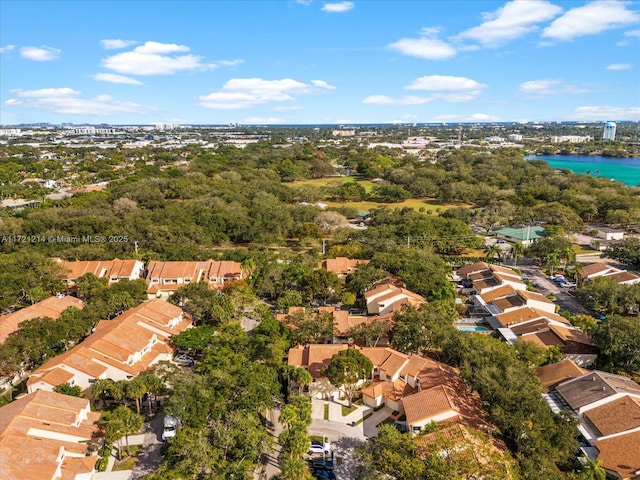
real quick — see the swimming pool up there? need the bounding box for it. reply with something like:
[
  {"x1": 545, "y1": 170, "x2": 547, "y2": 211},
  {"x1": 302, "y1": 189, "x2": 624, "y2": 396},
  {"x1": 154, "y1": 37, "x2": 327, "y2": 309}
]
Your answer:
[{"x1": 457, "y1": 325, "x2": 491, "y2": 332}]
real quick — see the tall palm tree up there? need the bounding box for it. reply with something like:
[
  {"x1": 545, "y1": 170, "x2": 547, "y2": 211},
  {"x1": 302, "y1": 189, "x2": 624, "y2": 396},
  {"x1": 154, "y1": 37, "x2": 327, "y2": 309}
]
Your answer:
[{"x1": 511, "y1": 243, "x2": 525, "y2": 267}]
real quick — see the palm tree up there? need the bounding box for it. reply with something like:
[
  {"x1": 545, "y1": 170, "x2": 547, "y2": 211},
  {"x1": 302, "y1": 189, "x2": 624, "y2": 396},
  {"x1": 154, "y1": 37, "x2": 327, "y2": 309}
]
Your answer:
[
  {"x1": 240, "y1": 258, "x2": 256, "y2": 280},
  {"x1": 485, "y1": 244, "x2": 501, "y2": 263},
  {"x1": 107, "y1": 406, "x2": 143, "y2": 458},
  {"x1": 561, "y1": 246, "x2": 576, "y2": 272},
  {"x1": 511, "y1": 243, "x2": 524, "y2": 267},
  {"x1": 546, "y1": 252, "x2": 559, "y2": 276},
  {"x1": 126, "y1": 377, "x2": 147, "y2": 414}
]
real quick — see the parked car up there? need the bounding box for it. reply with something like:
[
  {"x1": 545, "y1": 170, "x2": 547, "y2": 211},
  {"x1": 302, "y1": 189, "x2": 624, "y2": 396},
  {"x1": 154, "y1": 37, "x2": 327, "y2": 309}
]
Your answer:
[
  {"x1": 309, "y1": 441, "x2": 331, "y2": 454},
  {"x1": 162, "y1": 415, "x2": 179, "y2": 441},
  {"x1": 174, "y1": 354, "x2": 194, "y2": 366}
]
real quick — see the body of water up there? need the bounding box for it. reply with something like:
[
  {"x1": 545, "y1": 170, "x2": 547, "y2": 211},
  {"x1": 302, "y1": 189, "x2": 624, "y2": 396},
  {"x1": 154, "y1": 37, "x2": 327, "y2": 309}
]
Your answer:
[{"x1": 526, "y1": 155, "x2": 640, "y2": 187}]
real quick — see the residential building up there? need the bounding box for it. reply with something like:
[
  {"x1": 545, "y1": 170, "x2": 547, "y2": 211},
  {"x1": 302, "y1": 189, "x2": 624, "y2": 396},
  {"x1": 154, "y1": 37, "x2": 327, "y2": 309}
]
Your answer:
[
  {"x1": 275, "y1": 306, "x2": 377, "y2": 344},
  {"x1": 0, "y1": 390, "x2": 101, "y2": 480},
  {"x1": 320, "y1": 257, "x2": 369, "y2": 278},
  {"x1": 27, "y1": 299, "x2": 191, "y2": 393},
  {"x1": 146, "y1": 259, "x2": 243, "y2": 298},
  {"x1": 581, "y1": 262, "x2": 640, "y2": 286},
  {"x1": 54, "y1": 258, "x2": 145, "y2": 286},
  {"x1": 1, "y1": 295, "x2": 84, "y2": 343},
  {"x1": 535, "y1": 359, "x2": 587, "y2": 393},
  {"x1": 474, "y1": 284, "x2": 555, "y2": 316},
  {"x1": 288, "y1": 345, "x2": 489, "y2": 435},
  {"x1": 542, "y1": 369, "x2": 640, "y2": 479},
  {"x1": 364, "y1": 283, "x2": 425, "y2": 315},
  {"x1": 456, "y1": 262, "x2": 526, "y2": 296}
]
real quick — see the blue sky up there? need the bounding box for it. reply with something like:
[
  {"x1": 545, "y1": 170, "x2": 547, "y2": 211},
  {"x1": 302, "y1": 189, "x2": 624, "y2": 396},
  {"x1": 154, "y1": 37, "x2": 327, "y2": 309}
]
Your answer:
[{"x1": 1, "y1": 0, "x2": 639, "y2": 125}]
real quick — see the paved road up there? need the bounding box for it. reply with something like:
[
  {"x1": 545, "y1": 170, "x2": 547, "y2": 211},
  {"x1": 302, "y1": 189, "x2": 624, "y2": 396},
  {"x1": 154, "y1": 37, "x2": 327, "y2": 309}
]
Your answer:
[
  {"x1": 256, "y1": 407, "x2": 282, "y2": 480},
  {"x1": 129, "y1": 414, "x2": 165, "y2": 479},
  {"x1": 519, "y1": 266, "x2": 587, "y2": 315}
]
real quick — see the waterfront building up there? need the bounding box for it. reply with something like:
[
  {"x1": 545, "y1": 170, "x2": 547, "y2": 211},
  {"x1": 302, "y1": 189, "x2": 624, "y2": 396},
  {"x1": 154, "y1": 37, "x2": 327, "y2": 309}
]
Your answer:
[{"x1": 603, "y1": 121, "x2": 616, "y2": 141}]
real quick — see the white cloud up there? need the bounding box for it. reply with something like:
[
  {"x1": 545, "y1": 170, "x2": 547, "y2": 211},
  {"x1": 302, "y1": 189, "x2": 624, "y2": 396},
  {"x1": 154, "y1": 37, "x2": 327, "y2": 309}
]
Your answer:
[
  {"x1": 519, "y1": 79, "x2": 590, "y2": 97},
  {"x1": 100, "y1": 39, "x2": 137, "y2": 50},
  {"x1": 273, "y1": 105, "x2": 304, "y2": 112},
  {"x1": 311, "y1": 80, "x2": 336, "y2": 89},
  {"x1": 430, "y1": 113, "x2": 502, "y2": 122},
  {"x1": 242, "y1": 117, "x2": 285, "y2": 124},
  {"x1": 606, "y1": 63, "x2": 632, "y2": 70},
  {"x1": 542, "y1": 0, "x2": 640, "y2": 41},
  {"x1": 388, "y1": 36, "x2": 457, "y2": 60},
  {"x1": 322, "y1": 2, "x2": 354, "y2": 13},
  {"x1": 406, "y1": 75, "x2": 486, "y2": 91},
  {"x1": 217, "y1": 59, "x2": 244, "y2": 67},
  {"x1": 102, "y1": 41, "x2": 215, "y2": 75},
  {"x1": 0, "y1": 45, "x2": 15, "y2": 53},
  {"x1": 457, "y1": 0, "x2": 562, "y2": 46},
  {"x1": 92, "y1": 73, "x2": 143, "y2": 85},
  {"x1": 6, "y1": 87, "x2": 153, "y2": 115},
  {"x1": 565, "y1": 105, "x2": 640, "y2": 121},
  {"x1": 199, "y1": 77, "x2": 334, "y2": 109},
  {"x1": 20, "y1": 46, "x2": 61, "y2": 61},
  {"x1": 362, "y1": 95, "x2": 430, "y2": 105},
  {"x1": 626, "y1": 29, "x2": 640, "y2": 37},
  {"x1": 405, "y1": 75, "x2": 487, "y2": 102}
]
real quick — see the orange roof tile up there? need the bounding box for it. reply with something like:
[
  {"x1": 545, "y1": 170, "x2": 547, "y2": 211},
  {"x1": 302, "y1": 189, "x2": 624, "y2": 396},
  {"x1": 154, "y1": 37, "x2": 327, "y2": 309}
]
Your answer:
[
  {"x1": 479, "y1": 285, "x2": 517, "y2": 303},
  {"x1": 1, "y1": 296, "x2": 83, "y2": 343},
  {"x1": 457, "y1": 262, "x2": 490, "y2": 276},
  {"x1": 0, "y1": 390, "x2": 100, "y2": 480},
  {"x1": 403, "y1": 385, "x2": 458, "y2": 425}
]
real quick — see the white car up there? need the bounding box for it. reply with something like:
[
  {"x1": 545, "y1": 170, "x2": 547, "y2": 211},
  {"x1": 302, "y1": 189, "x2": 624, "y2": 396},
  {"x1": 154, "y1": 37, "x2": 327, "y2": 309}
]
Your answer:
[
  {"x1": 174, "y1": 354, "x2": 194, "y2": 366},
  {"x1": 309, "y1": 441, "x2": 331, "y2": 454}
]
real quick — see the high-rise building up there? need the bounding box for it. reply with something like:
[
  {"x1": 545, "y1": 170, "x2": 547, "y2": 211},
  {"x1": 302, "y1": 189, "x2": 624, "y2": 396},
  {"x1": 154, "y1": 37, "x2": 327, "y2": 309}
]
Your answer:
[{"x1": 603, "y1": 121, "x2": 616, "y2": 141}]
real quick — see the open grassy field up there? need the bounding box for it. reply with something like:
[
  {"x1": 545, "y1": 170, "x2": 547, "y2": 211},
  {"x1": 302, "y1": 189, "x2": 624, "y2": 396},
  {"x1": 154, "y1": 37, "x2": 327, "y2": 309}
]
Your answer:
[
  {"x1": 287, "y1": 176, "x2": 376, "y2": 193},
  {"x1": 286, "y1": 177, "x2": 466, "y2": 213}
]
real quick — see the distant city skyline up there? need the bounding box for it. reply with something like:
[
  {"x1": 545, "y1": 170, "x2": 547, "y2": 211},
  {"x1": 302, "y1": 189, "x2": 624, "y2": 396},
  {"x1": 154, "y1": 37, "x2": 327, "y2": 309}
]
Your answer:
[{"x1": 1, "y1": 0, "x2": 639, "y2": 125}]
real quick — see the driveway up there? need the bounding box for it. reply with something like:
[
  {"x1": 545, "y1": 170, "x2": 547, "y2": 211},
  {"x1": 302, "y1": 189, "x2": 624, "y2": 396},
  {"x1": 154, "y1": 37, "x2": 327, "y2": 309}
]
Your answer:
[
  {"x1": 129, "y1": 414, "x2": 165, "y2": 479},
  {"x1": 308, "y1": 400, "x2": 392, "y2": 479}
]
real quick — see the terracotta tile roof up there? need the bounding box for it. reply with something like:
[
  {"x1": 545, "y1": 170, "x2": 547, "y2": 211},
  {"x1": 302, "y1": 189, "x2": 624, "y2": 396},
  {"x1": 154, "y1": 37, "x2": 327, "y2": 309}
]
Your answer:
[
  {"x1": 29, "y1": 299, "x2": 189, "y2": 390},
  {"x1": 361, "y1": 378, "x2": 415, "y2": 402},
  {"x1": 146, "y1": 259, "x2": 242, "y2": 286},
  {"x1": 61, "y1": 456, "x2": 96, "y2": 480},
  {"x1": 1, "y1": 295, "x2": 84, "y2": 343},
  {"x1": 400, "y1": 355, "x2": 431, "y2": 378},
  {"x1": 379, "y1": 350, "x2": 410, "y2": 379},
  {"x1": 585, "y1": 396, "x2": 640, "y2": 437},
  {"x1": 595, "y1": 430, "x2": 640, "y2": 479},
  {"x1": 364, "y1": 283, "x2": 396, "y2": 300},
  {"x1": 510, "y1": 318, "x2": 551, "y2": 335},
  {"x1": 403, "y1": 385, "x2": 458, "y2": 426},
  {"x1": 287, "y1": 344, "x2": 349, "y2": 379},
  {"x1": 321, "y1": 257, "x2": 369, "y2": 275},
  {"x1": 0, "y1": 390, "x2": 100, "y2": 480},
  {"x1": 54, "y1": 258, "x2": 143, "y2": 283},
  {"x1": 535, "y1": 359, "x2": 587, "y2": 393}
]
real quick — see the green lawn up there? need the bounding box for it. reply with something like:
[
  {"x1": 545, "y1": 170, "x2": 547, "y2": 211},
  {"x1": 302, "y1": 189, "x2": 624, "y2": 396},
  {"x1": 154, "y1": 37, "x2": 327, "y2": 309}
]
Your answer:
[
  {"x1": 287, "y1": 176, "x2": 376, "y2": 193},
  {"x1": 341, "y1": 404, "x2": 357, "y2": 416},
  {"x1": 287, "y1": 176, "x2": 467, "y2": 213}
]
